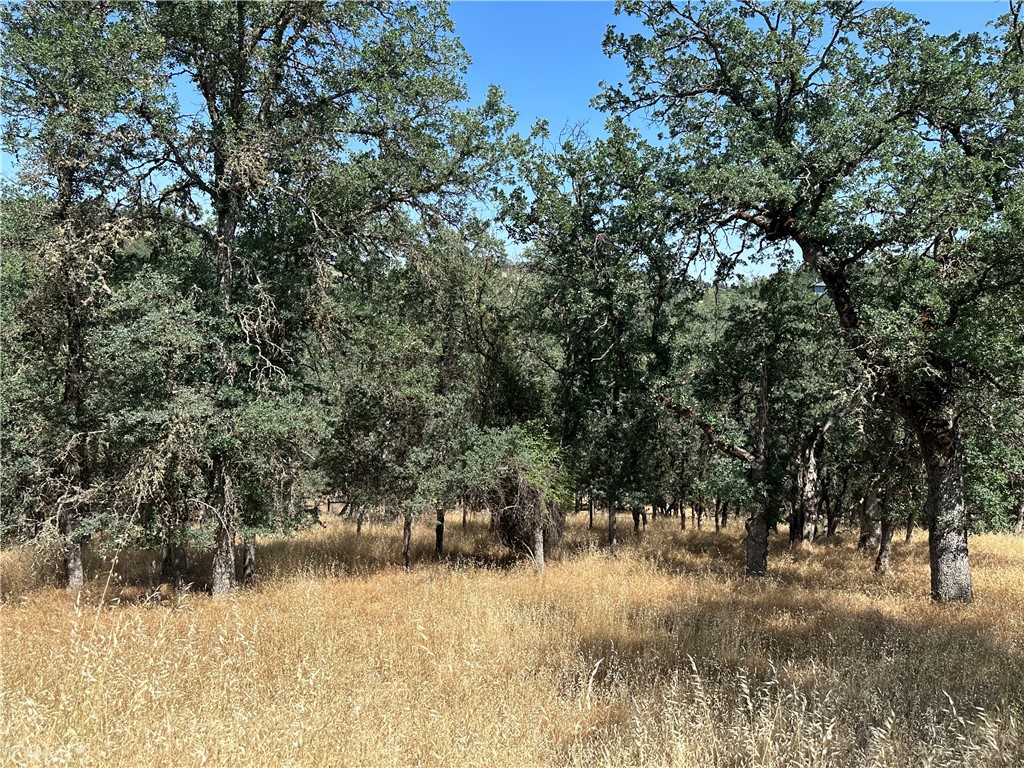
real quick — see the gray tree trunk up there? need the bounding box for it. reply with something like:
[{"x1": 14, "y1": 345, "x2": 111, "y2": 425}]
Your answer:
[
  {"x1": 857, "y1": 489, "x2": 882, "y2": 550},
  {"x1": 875, "y1": 507, "x2": 895, "y2": 574},
  {"x1": 793, "y1": 425, "x2": 826, "y2": 544},
  {"x1": 241, "y1": 533, "x2": 256, "y2": 586},
  {"x1": 1014, "y1": 495, "x2": 1024, "y2": 536},
  {"x1": 905, "y1": 512, "x2": 915, "y2": 544},
  {"x1": 211, "y1": 522, "x2": 236, "y2": 595},
  {"x1": 59, "y1": 509, "x2": 84, "y2": 592},
  {"x1": 65, "y1": 540, "x2": 84, "y2": 593},
  {"x1": 919, "y1": 423, "x2": 973, "y2": 602},
  {"x1": 533, "y1": 523, "x2": 545, "y2": 574}
]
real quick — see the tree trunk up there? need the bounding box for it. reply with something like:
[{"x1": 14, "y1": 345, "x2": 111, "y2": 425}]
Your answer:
[
  {"x1": 58, "y1": 507, "x2": 84, "y2": 592},
  {"x1": 608, "y1": 507, "x2": 618, "y2": 557},
  {"x1": 211, "y1": 522, "x2": 236, "y2": 596},
  {"x1": 63, "y1": 528, "x2": 84, "y2": 592},
  {"x1": 746, "y1": 513, "x2": 769, "y2": 577},
  {"x1": 1014, "y1": 495, "x2": 1024, "y2": 536},
  {"x1": 918, "y1": 421, "x2": 973, "y2": 603},
  {"x1": 875, "y1": 514, "x2": 895, "y2": 574},
  {"x1": 462, "y1": 500, "x2": 469, "y2": 531},
  {"x1": 435, "y1": 508, "x2": 445, "y2": 559},
  {"x1": 402, "y1": 513, "x2": 413, "y2": 569},
  {"x1": 857, "y1": 489, "x2": 882, "y2": 550},
  {"x1": 356, "y1": 509, "x2": 364, "y2": 535},
  {"x1": 241, "y1": 533, "x2": 256, "y2": 587},
  {"x1": 632, "y1": 508, "x2": 641, "y2": 535},
  {"x1": 905, "y1": 511, "x2": 915, "y2": 543},
  {"x1": 533, "y1": 523, "x2": 545, "y2": 574},
  {"x1": 721, "y1": 501, "x2": 730, "y2": 529},
  {"x1": 588, "y1": 495, "x2": 595, "y2": 530},
  {"x1": 161, "y1": 541, "x2": 187, "y2": 589},
  {"x1": 678, "y1": 500, "x2": 686, "y2": 530},
  {"x1": 714, "y1": 499, "x2": 721, "y2": 533},
  {"x1": 641, "y1": 508, "x2": 648, "y2": 529}
]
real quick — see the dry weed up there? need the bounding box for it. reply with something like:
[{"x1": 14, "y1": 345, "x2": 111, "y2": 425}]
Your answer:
[{"x1": 2, "y1": 516, "x2": 1022, "y2": 767}]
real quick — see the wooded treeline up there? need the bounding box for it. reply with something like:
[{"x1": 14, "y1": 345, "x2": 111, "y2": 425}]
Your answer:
[{"x1": 2, "y1": 0, "x2": 1023, "y2": 602}]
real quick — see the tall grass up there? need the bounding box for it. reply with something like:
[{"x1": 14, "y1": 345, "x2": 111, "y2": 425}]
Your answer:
[{"x1": 2, "y1": 516, "x2": 1022, "y2": 767}]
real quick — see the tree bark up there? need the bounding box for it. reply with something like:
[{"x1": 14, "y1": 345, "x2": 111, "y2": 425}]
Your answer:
[
  {"x1": 402, "y1": 512, "x2": 413, "y2": 569},
  {"x1": 211, "y1": 523, "x2": 236, "y2": 596},
  {"x1": 678, "y1": 500, "x2": 686, "y2": 530},
  {"x1": 533, "y1": 523, "x2": 545, "y2": 574},
  {"x1": 721, "y1": 501, "x2": 730, "y2": 529},
  {"x1": 608, "y1": 507, "x2": 618, "y2": 557},
  {"x1": 61, "y1": 509, "x2": 84, "y2": 592},
  {"x1": 241, "y1": 533, "x2": 256, "y2": 587},
  {"x1": 435, "y1": 508, "x2": 445, "y2": 558},
  {"x1": 632, "y1": 508, "x2": 641, "y2": 535},
  {"x1": 918, "y1": 420, "x2": 973, "y2": 602},
  {"x1": 875, "y1": 516, "x2": 895, "y2": 574},
  {"x1": 746, "y1": 513, "x2": 769, "y2": 576},
  {"x1": 1014, "y1": 495, "x2": 1024, "y2": 536},
  {"x1": 588, "y1": 495, "x2": 595, "y2": 530},
  {"x1": 803, "y1": 245, "x2": 973, "y2": 601},
  {"x1": 905, "y1": 512, "x2": 915, "y2": 544},
  {"x1": 858, "y1": 488, "x2": 882, "y2": 550}
]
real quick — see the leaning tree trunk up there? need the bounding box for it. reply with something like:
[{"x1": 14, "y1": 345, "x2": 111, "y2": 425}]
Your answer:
[
  {"x1": 241, "y1": 533, "x2": 257, "y2": 587},
  {"x1": 402, "y1": 513, "x2": 413, "y2": 569},
  {"x1": 435, "y1": 508, "x2": 445, "y2": 559},
  {"x1": 608, "y1": 507, "x2": 618, "y2": 557},
  {"x1": 532, "y1": 523, "x2": 545, "y2": 574},
  {"x1": 916, "y1": 415, "x2": 973, "y2": 603}
]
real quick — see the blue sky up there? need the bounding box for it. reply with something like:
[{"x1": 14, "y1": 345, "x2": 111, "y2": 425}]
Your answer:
[{"x1": 448, "y1": 1, "x2": 1009, "y2": 136}]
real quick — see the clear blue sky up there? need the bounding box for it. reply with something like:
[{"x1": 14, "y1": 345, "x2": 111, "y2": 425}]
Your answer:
[{"x1": 448, "y1": 1, "x2": 1009, "y2": 136}]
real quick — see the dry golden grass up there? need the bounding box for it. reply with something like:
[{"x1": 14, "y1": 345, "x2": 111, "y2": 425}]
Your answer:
[{"x1": 2, "y1": 515, "x2": 1023, "y2": 767}]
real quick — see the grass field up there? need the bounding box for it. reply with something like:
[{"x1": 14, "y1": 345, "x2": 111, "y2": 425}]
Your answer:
[{"x1": 2, "y1": 515, "x2": 1023, "y2": 767}]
